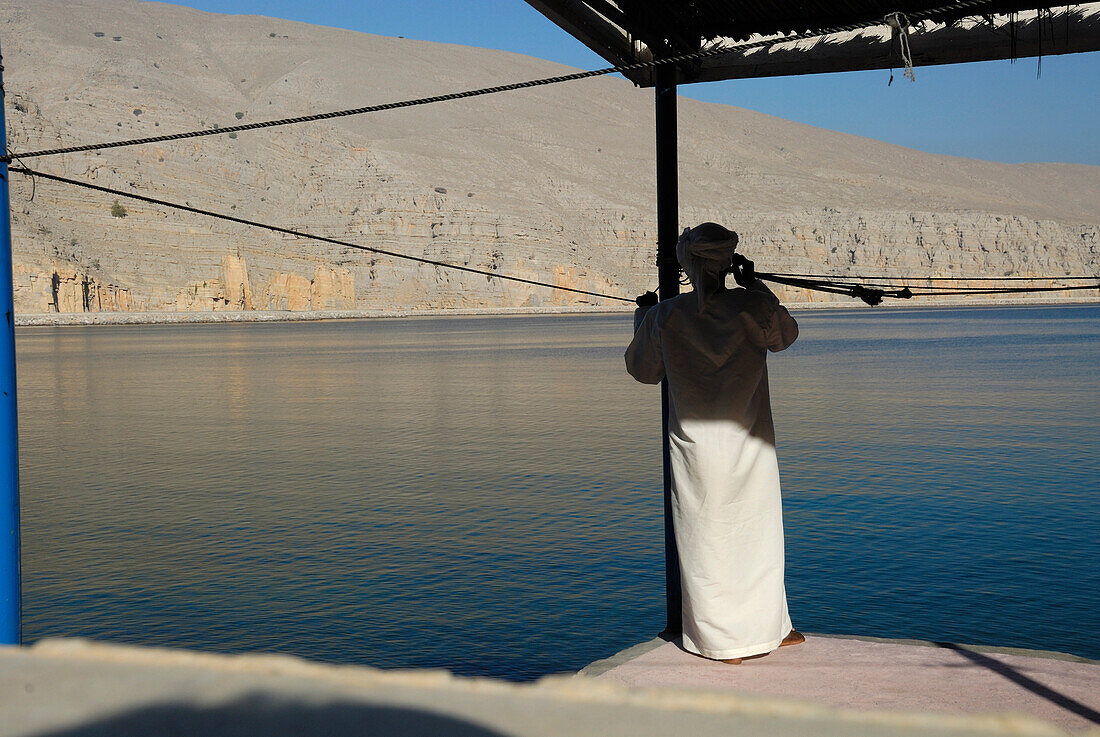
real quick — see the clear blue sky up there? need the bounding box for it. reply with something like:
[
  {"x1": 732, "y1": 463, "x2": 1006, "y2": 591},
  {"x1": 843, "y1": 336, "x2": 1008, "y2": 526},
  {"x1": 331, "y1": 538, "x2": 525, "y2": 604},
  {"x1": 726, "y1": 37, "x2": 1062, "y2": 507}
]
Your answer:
[{"x1": 168, "y1": 0, "x2": 1100, "y2": 165}]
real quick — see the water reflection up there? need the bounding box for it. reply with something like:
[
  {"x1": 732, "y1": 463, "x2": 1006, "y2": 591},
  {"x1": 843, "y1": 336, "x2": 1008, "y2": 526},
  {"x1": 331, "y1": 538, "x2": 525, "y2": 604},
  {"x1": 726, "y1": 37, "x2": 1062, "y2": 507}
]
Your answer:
[{"x1": 17, "y1": 305, "x2": 1100, "y2": 680}]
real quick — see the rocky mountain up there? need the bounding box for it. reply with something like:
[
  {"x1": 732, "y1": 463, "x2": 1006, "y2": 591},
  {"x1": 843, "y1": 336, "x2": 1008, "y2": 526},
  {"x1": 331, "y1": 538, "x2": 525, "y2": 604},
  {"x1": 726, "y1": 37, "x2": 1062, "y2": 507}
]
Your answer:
[{"x1": 2, "y1": 0, "x2": 1097, "y2": 313}]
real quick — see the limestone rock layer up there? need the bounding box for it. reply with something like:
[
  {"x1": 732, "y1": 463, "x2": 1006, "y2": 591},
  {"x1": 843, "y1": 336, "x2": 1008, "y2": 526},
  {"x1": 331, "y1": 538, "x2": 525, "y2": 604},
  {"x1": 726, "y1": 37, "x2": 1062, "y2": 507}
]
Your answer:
[{"x1": 2, "y1": 0, "x2": 1098, "y2": 313}]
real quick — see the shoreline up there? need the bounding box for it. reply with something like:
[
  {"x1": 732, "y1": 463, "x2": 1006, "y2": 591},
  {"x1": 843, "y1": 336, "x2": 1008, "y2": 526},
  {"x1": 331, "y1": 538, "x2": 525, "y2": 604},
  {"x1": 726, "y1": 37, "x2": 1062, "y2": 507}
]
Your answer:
[{"x1": 14, "y1": 295, "x2": 1098, "y2": 327}]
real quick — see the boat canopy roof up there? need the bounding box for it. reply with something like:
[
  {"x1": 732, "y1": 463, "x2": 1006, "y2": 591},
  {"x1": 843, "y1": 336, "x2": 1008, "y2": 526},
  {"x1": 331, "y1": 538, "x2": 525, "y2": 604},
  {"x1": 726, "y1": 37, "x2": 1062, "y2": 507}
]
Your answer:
[{"x1": 523, "y1": 1, "x2": 1100, "y2": 84}]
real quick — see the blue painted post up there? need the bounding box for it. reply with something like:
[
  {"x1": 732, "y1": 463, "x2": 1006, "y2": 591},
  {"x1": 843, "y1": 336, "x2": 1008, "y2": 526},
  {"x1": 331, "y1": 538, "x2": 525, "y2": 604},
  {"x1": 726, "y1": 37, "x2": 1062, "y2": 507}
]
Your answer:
[{"x1": 0, "y1": 39, "x2": 22, "y2": 645}]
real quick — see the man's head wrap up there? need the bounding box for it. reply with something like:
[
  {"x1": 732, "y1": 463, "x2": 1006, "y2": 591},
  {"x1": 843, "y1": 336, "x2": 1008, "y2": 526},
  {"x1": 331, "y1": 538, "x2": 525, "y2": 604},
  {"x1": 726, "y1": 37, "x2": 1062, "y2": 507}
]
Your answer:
[{"x1": 676, "y1": 222, "x2": 739, "y2": 309}]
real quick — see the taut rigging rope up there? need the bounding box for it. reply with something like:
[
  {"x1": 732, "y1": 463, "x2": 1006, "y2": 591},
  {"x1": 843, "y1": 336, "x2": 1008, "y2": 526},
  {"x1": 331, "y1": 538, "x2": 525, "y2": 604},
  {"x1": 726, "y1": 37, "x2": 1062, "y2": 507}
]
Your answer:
[
  {"x1": 10, "y1": 166, "x2": 1097, "y2": 306},
  {"x1": 8, "y1": 166, "x2": 634, "y2": 304},
  {"x1": 2, "y1": 0, "x2": 1016, "y2": 163}
]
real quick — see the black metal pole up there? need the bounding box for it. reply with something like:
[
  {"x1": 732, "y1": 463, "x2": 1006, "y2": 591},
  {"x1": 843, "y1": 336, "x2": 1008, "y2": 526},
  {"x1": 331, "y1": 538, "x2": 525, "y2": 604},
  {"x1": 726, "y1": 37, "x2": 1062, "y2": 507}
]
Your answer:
[{"x1": 655, "y1": 64, "x2": 681, "y2": 637}]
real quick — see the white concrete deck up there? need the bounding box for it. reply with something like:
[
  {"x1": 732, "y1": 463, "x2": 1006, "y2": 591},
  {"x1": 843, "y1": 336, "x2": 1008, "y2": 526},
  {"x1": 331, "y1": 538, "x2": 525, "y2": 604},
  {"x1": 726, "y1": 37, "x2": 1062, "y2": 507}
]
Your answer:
[
  {"x1": 2, "y1": 637, "x2": 1096, "y2": 736},
  {"x1": 584, "y1": 634, "x2": 1100, "y2": 735}
]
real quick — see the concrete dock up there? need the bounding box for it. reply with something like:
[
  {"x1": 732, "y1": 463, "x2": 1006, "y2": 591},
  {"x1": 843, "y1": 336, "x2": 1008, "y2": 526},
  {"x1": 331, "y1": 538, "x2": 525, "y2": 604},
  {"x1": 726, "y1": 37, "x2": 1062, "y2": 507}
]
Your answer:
[
  {"x1": 2, "y1": 636, "x2": 1099, "y2": 736},
  {"x1": 584, "y1": 634, "x2": 1100, "y2": 734}
]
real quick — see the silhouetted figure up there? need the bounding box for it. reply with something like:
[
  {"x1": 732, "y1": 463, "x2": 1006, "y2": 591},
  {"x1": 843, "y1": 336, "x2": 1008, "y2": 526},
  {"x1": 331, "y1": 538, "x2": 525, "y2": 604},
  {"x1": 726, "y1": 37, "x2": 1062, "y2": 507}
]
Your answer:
[{"x1": 625, "y1": 222, "x2": 803, "y2": 664}]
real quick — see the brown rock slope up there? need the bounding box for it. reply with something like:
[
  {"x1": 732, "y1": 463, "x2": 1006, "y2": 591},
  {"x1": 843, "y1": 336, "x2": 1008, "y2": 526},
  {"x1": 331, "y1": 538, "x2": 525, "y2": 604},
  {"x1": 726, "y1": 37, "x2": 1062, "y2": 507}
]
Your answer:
[{"x1": 2, "y1": 0, "x2": 1098, "y2": 313}]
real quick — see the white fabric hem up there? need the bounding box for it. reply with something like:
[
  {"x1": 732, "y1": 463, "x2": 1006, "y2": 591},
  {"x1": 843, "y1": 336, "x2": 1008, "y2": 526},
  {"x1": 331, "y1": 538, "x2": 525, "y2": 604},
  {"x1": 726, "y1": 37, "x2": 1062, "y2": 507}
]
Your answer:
[{"x1": 681, "y1": 632, "x2": 788, "y2": 661}]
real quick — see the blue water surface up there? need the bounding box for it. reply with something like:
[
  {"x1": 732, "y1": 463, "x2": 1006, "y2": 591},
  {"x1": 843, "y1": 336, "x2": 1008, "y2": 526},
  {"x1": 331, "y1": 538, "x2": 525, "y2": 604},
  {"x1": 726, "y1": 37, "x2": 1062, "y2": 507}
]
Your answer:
[{"x1": 16, "y1": 304, "x2": 1100, "y2": 680}]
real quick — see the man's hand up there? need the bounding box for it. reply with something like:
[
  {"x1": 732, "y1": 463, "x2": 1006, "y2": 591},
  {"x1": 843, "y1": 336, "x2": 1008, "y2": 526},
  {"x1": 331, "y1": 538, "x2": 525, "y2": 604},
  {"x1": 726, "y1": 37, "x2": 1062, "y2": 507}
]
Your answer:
[{"x1": 732, "y1": 254, "x2": 755, "y2": 287}]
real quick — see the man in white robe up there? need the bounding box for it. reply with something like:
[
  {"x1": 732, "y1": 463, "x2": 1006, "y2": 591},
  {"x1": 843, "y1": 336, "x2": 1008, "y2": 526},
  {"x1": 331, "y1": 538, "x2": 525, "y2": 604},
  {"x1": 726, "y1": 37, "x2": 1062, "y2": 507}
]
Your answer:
[{"x1": 625, "y1": 222, "x2": 803, "y2": 664}]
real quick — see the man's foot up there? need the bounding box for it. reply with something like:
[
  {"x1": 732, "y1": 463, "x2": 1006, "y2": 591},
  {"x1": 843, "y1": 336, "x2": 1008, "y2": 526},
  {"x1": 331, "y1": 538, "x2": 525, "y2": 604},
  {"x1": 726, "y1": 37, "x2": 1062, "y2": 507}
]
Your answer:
[
  {"x1": 718, "y1": 631, "x2": 803, "y2": 665},
  {"x1": 780, "y1": 630, "x2": 805, "y2": 647}
]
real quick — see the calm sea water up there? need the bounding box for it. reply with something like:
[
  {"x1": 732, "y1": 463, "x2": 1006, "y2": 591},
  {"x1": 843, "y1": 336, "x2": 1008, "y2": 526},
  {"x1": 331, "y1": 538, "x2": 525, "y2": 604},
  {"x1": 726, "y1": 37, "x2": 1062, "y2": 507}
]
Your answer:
[{"x1": 16, "y1": 304, "x2": 1100, "y2": 680}]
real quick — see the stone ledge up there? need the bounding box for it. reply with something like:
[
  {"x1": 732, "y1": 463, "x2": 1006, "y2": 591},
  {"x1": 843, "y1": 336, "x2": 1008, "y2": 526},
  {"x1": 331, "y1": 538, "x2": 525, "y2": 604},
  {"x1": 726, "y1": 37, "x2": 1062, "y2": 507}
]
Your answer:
[{"x1": 0, "y1": 637, "x2": 1088, "y2": 737}]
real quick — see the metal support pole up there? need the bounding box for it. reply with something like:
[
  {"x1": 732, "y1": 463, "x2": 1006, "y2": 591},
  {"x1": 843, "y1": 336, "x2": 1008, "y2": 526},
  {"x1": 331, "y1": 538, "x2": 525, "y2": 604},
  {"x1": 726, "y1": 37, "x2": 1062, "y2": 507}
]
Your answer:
[
  {"x1": 654, "y1": 64, "x2": 681, "y2": 637},
  {"x1": 0, "y1": 39, "x2": 21, "y2": 645}
]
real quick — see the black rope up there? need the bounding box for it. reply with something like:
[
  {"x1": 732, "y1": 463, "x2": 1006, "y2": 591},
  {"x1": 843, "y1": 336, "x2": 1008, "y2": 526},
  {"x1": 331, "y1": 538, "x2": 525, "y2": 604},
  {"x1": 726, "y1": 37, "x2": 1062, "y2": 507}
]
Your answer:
[
  {"x1": 765, "y1": 274, "x2": 1098, "y2": 293},
  {"x1": 759, "y1": 273, "x2": 903, "y2": 305},
  {"x1": 2, "y1": 0, "x2": 1006, "y2": 163},
  {"x1": 8, "y1": 166, "x2": 634, "y2": 304},
  {"x1": 770, "y1": 272, "x2": 1097, "y2": 282},
  {"x1": 903, "y1": 284, "x2": 1100, "y2": 296},
  {"x1": 7, "y1": 167, "x2": 1095, "y2": 307},
  {"x1": 758, "y1": 271, "x2": 1098, "y2": 305}
]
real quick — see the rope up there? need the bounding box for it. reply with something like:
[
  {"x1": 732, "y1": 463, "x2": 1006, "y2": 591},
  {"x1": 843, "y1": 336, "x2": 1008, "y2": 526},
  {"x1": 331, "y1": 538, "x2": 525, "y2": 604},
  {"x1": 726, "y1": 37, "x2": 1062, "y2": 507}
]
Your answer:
[
  {"x1": 903, "y1": 285, "x2": 1100, "y2": 296},
  {"x1": 885, "y1": 12, "x2": 917, "y2": 82},
  {"x1": 757, "y1": 271, "x2": 1098, "y2": 305},
  {"x1": 7, "y1": 166, "x2": 1094, "y2": 308},
  {"x1": 770, "y1": 272, "x2": 1098, "y2": 282},
  {"x1": 8, "y1": 166, "x2": 634, "y2": 304},
  {"x1": 2, "y1": 0, "x2": 1008, "y2": 163},
  {"x1": 759, "y1": 273, "x2": 903, "y2": 305},
  {"x1": 765, "y1": 275, "x2": 1098, "y2": 292}
]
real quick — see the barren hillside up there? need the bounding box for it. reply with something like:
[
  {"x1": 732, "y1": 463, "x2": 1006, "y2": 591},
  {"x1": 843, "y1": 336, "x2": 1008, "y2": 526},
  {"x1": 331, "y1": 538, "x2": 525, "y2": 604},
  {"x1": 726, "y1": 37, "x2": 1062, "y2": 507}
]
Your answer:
[{"x1": 3, "y1": 0, "x2": 1098, "y2": 313}]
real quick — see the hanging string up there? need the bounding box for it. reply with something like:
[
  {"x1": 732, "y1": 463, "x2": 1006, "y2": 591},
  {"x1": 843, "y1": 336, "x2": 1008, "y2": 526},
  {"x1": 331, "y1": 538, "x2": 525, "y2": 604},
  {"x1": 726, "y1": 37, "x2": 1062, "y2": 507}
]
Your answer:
[{"x1": 885, "y1": 12, "x2": 917, "y2": 82}]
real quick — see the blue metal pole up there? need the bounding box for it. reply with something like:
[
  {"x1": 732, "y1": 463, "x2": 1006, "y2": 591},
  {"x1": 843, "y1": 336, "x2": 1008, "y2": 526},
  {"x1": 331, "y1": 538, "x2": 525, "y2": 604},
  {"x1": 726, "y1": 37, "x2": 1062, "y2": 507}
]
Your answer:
[{"x1": 0, "y1": 38, "x2": 22, "y2": 645}]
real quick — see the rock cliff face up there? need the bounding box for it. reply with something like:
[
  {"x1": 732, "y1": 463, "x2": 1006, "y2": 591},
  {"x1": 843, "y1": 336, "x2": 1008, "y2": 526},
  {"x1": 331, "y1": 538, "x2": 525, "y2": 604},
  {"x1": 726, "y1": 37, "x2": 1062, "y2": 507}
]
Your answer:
[{"x1": 2, "y1": 0, "x2": 1097, "y2": 313}]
